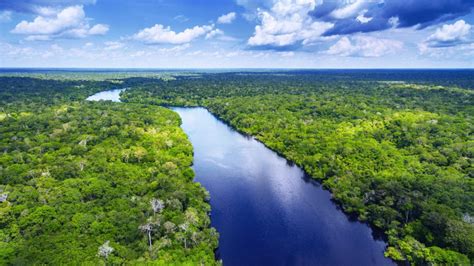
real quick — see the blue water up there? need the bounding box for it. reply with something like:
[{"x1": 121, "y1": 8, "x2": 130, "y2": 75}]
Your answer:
[
  {"x1": 86, "y1": 88, "x2": 126, "y2": 102},
  {"x1": 173, "y1": 107, "x2": 394, "y2": 266}
]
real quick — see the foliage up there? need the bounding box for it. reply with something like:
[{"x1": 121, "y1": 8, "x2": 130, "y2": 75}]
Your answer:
[
  {"x1": 122, "y1": 71, "x2": 474, "y2": 264},
  {"x1": 2, "y1": 70, "x2": 473, "y2": 265},
  {"x1": 0, "y1": 77, "x2": 218, "y2": 264}
]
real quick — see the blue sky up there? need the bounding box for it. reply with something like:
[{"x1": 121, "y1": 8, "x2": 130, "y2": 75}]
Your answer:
[{"x1": 1, "y1": 0, "x2": 473, "y2": 68}]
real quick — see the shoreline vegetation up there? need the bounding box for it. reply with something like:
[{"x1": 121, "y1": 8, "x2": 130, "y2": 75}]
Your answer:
[
  {"x1": 0, "y1": 76, "x2": 218, "y2": 264},
  {"x1": 1, "y1": 69, "x2": 473, "y2": 265},
  {"x1": 121, "y1": 71, "x2": 473, "y2": 265}
]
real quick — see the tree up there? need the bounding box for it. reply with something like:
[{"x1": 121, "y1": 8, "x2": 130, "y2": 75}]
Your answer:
[
  {"x1": 139, "y1": 218, "x2": 161, "y2": 250},
  {"x1": 0, "y1": 193, "x2": 8, "y2": 203},
  {"x1": 97, "y1": 241, "x2": 114, "y2": 260},
  {"x1": 178, "y1": 222, "x2": 190, "y2": 249},
  {"x1": 150, "y1": 198, "x2": 164, "y2": 215},
  {"x1": 133, "y1": 146, "x2": 147, "y2": 163},
  {"x1": 139, "y1": 223, "x2": 154, "y2": 249}
]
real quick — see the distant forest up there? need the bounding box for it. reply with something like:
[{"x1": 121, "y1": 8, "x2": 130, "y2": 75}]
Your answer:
[{"x1": 0, "y1": 70, "x2": 473, "y2": 265}]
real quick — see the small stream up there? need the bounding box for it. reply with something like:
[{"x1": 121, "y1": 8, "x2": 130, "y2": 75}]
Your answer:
[{"x1": 88, "y1": 90, "x2": 393, "y2": 266}]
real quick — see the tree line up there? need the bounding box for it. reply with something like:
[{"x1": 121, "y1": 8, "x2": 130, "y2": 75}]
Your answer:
[
  {"x1": 122, "y1": 71, "x2": 473, "y2": 265},
  {"x1": 0, "y1": 77, "x2": 219, "y2": 264}
]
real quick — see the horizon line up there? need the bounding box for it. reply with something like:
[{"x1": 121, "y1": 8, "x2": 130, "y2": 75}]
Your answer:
[{"x1": 1, "y1": 67, "x2": 473, "y2": 70}]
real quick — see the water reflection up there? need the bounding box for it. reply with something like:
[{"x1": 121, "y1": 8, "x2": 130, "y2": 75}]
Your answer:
[
  {"x1": 173, "y1": 107, "x2": 393, "y2": 266},
  {"x1": 86, "y1": 88, "x2": 126, "y2": 102}
]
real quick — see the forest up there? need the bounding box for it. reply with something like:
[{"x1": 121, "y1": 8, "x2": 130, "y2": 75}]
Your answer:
[
  {"x1": 121, "y1": 71, "x2": 473, "y2": 265},
  {"x1": 0, "y1": 77, "x2": 218, "y2": 264},
  {"x1": 0, "y1": 70, "x2": 473, "y2": 265}
]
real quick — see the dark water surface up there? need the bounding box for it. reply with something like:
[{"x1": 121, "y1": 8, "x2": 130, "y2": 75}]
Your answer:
[
  {"x1": 173, "y1": 107, "x2": 394, "y2": 266},
  {"x1": 85, "y1": 88, "x2": 394, "y2": 266}
]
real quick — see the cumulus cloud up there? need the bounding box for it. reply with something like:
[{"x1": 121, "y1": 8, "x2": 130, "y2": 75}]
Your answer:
[
  {"x1": 247, "y1": 0, "x2": 334, "y2": 48},
  {"x1": 418, "y1": 20, "x2": 472, "y2": 56},
  {"x1": 314, "y1": 0, "x2": 474, "y2": 36},
  {"x1": 326, "y1": 36, "x2": 403, "y2": 57},
  {"x1": 425, "y1": 20, "x2": 472, "y2": 48},
  {"x1": 0, "y1": 42, "x2": 34, "y2": 58},
  {"x1": 12, "y1": 5, "x2": 85, "y2": 35},
  {"x1": 217, "y1": 12, "x2": 237, "y2": 24},
  {"x1": 11, "y1": 5, "x2": 108, "y2": 40},
  {"x1": 205, "y1": 28, "x2": 224, "y2": 39},
  {"x1": 419, "y1": 41, "x2": 474, "y2": 58},
  {"x1": 88, "y1": 24, "x2": 109, "y2": 35},
  {"x1": 329, "y1": 0, "x2": 368, "y2": 20},
  {"x1": 133, "y1": 24, "x2": 214, "y2": 44},
  {"x1": 241, "y1": 0, "x2": 474, "y2": 41},
  {"x1": 356, "y1": 10, "x2": 372, "y2": 24}
]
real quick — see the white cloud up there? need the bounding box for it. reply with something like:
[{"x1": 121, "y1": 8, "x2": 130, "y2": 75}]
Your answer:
[
  {"x1": 330, "y1": 0, "x2": 367, "y2": 20},
  {"x1": 418, "y1": 20, "x2": 472, "y2": 56},
  {"x1": 388, "y1": 16, "x2": 400, "y2": 28},
  {"x1": 34, "y1": 6, "x2": 60, "y2": 16},
  {"x1": 205, "y1": 28, "x2": 224, "y2": 39},
  {"x1": 104, "y1": 41, "x2": 124, "y2": 50},
  {"x1": 25, "y1": 35, "x2": 52, "y2": 41},
  {"x1": 278, "y1": 51, "x2": 295, "y2": 57},
  {"x1": 51, "y1": 44, "x2": 63, "y2": 52},
  {"x1": 133, "y1": 24, "x2": 214, "y2": 44},
  {"x1": 419, "y1": 42, "x2": 474, "y2": 58},
  {"x1": 132, "y1": 21, "x2": 227, "y2": 46},
  {"x1": 89, "y1": 24, "x2": 109, "y2": 35},
  {"x1": 66, "y1": 25, "x2": 109, "y2": 38},
  {"x1": 217, "y1": 12, "x2": 237, "y2": 24},
  {"x1": 225, "y1": 51, "x2": 240, "y2": 57},
  {"x1": 356, "y1": 9, "x2": 372, "y2": 24},
  {"x1": 327, "y1": 36, "x2": 352, "y2": 55},
  {"x1": 247, "y1": 0, "x2": 334, "y2": 47},
  {"x1": 11, "y1": 5, "x2": 109, "y2": 40},
  {"x1": 173, "y1": 15, "x2": 189, "y2": 23},
  {"x1": 132, "y1": 24, "x2": 214, "y2": 44},
  {"x1": 12, "y1": 6, "x2": 85, "y2": 35},
  {"x1": 158, "y1": 43, "x2": 191, "y2": 53},
  {"x1": 186, "y1": 50, "x2": 203, "y2": 56},
  {"x1": 129, "y1": 50, "x2": 146, "y2": 57},
  {"x1": 326, "y1": 36, "x2": 403, "y2": 57},
  {"x1": 37, "y1": 44, "x2": 63, "y2": 58},
  {"x1": 425, "y1": 20, "x2": 471, "y2": 47}
]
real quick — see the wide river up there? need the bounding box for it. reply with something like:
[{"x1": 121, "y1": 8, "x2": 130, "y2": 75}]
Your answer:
[
  {"x1": 174, "y1": 107, "x2": 392, "y2": 266},
  {"x1": 89, "y1": 90, "x2": 393, "y2": 266}
]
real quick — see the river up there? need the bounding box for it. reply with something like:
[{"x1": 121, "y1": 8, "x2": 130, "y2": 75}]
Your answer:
[
  {"x1": 174, "y1": 107, "x2": 392, "y2": 266},
  {"x1": 86, "y1": 88, "x2": 126, "y2": 102},
  {"x1": 88, "y1": 90, "x2": 393, "y2": 266}
]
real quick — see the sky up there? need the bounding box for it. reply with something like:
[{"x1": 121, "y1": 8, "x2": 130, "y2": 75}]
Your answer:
[{"x1": 0, "y1": 0, "x2": 473, "y2": 68}]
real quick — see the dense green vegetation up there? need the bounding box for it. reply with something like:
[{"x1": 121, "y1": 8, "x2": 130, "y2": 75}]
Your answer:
[
  {"x1": 0, "y1": 70, "x2": 188, "y2": 81},
  {"x1": 0, "y1": 77, "x2": 218, "y2": 264},
  {"x1": 122, "y1": 72, "x2": 474, "y2": 265},
  {"x1": 1, "y1": 70, "x2": 473, "y2": 265}
]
